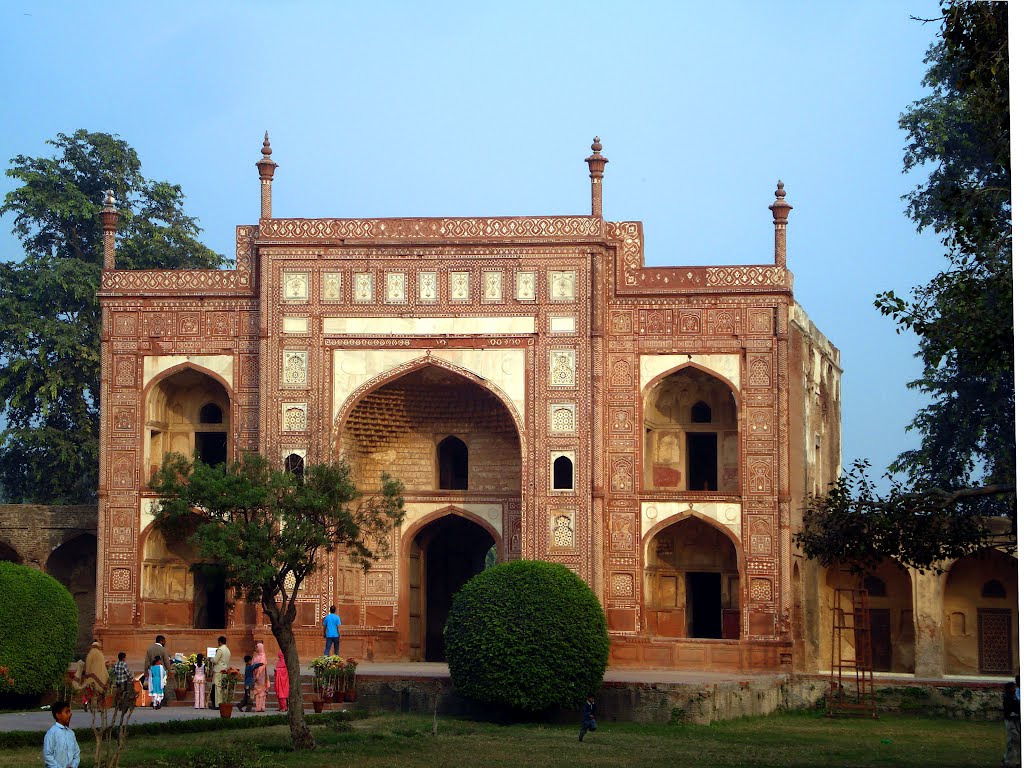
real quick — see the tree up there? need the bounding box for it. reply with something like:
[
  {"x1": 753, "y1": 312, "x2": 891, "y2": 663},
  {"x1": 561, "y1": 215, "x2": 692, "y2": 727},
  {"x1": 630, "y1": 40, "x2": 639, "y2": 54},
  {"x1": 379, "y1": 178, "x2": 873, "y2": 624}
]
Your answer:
[
  {"x1": 0, "y1": 130, "x2": 225, "y2": 503},
  {"x1": 799, "y1": 2, "x2": 1012, "y2": 569},
  {"x1": 151, "y1": 452, "x2": 404, "y2": 750}
]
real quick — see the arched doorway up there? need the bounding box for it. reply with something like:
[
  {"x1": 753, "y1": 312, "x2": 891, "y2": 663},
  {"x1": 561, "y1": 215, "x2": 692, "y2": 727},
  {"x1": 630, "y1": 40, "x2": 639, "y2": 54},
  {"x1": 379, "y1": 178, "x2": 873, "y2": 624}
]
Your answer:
[
  {"x1": 643, "y1": 366, "x2": 739, "y2": 493},
  {"x1": 0, "y1": 540, "x2": 21, "y2": 564},
  {"x1": 944, "y1": 549, "x2": 1018, "y2": 675},
  {"x1": 145, "y1": 367, "x2": 231, "y2": 480},
  {"x1": 46, "y1": 534, "x2": 97, "y2": 652},
  {"x1": 409, "y1": 514, "x2": 495, "y2": 661},
  {"x1": 644, "y1": 516, "x2": 740, "y2": 639},
  {"x1": 141, "y1": 524, "x2": 226, "y2": 629},
  {"x1": 821, "y1": 559, "x2": 915, "y2": 673}
]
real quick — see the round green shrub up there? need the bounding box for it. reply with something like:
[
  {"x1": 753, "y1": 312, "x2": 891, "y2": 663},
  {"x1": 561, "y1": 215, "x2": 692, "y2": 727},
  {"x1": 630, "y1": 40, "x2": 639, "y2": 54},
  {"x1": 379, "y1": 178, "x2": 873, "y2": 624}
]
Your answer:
[
  {"x1": 444, "y1": 560, "x2": 609, "y2": 711},
  {"x1": 0, "y1": 561, "x2": 77, "y2": 695}
]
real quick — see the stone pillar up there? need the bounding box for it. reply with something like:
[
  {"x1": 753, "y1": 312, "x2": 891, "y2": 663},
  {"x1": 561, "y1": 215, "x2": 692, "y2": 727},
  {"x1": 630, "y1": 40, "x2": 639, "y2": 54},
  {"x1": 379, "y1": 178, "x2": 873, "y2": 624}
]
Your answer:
[
  {"x1": 911, "y1": 567, "x2": 948, "y2": 677},
  {"x1": 256, "y1": 132, "x2": 278, "y2": 219},
  {"x1": 769, "y1": 181, "x2": 792, "y2": 268},
  {"x1": 99, "y1": 190, "x2": 120, "y2": 270},
  {"x1": 585, "y1": 137, "x2": 608, "y2": 218}
]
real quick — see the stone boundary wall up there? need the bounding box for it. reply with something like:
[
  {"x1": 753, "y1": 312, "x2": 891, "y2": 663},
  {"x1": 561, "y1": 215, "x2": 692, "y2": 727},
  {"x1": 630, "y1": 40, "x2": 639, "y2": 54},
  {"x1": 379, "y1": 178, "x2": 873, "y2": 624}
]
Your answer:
[{"x1": 351, "y1": 675, "x2": 1005, "y2": 724}]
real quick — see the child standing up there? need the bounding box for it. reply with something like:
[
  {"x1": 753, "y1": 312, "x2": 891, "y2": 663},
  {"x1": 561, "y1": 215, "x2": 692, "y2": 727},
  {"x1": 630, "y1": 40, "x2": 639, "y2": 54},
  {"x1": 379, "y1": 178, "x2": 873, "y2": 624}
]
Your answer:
[
  {"x1": 193, "y1": 654, "x2": 206, "y2": 709},
  {"x1": 578, "y1": 694, "x2": 597, "y2": 742},
  {"x1": 149, "y1": 655, "x2": 166, "y2": 710},
  {"x1": 239, "y1": 654, "x2": 262, "y2": 712}
]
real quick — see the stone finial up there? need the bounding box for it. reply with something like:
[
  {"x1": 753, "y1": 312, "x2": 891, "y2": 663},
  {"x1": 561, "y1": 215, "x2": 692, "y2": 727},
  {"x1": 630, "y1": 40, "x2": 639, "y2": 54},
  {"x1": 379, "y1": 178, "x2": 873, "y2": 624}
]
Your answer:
[
  {"x1": 256, "y1": 132, "x2": 279, "y2": 218},
  {"x1": 769, "y1": 180, "x2": 793, "y2": 267},
  {"x1": 585, "y1": 136, "x2": 609, "y2": 217},
  {"x1": 99, "y1": 190, "x2": 120, "y2": 270}
]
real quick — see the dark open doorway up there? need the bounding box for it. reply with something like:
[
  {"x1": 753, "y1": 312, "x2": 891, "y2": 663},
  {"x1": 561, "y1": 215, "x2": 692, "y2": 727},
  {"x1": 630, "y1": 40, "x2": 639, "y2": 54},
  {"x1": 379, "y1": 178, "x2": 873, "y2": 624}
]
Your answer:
[
  {"x1": 687, "y1": 433, "x2": 717, "y2": 491},
  {"x1": 192, "y1": 564, "x2": 227, "y2": 629},
  {"x1": 411, "y1": 515, "x2": 494, "y2": 661},
  {"x1": 437, "y1": 436, "x2": 469, "y2": 490},
  {"x1": 686, "y1": 571, "x2": 722, "y2": 638},
  {"x1": 196, "y1": 432, "x2": 227, "y2": 467}
]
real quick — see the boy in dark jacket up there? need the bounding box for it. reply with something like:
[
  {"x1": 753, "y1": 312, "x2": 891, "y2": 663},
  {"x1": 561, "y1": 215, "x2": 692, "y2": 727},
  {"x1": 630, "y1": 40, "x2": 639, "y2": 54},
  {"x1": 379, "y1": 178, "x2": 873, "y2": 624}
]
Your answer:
[
  {"x1": 239, "y1": 655, "x2": 263, "y2": 712},
  {"x1": 579, "y1": 694, "x2": 597, "y2": 742}
]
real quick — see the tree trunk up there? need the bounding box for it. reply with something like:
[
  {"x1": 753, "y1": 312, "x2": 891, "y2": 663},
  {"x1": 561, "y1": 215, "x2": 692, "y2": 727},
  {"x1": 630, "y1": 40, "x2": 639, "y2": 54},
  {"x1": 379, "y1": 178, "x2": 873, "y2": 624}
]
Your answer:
[{"x1": 268, "y1": 614, "x2": 315, "y2": 750}]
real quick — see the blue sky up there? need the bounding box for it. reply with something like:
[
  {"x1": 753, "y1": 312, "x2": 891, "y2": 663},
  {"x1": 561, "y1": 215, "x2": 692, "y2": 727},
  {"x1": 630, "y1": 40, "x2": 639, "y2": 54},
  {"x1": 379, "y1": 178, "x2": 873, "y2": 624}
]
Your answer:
[{"x1": 0, "y1": 1, "x2": 991, "y2": 482}]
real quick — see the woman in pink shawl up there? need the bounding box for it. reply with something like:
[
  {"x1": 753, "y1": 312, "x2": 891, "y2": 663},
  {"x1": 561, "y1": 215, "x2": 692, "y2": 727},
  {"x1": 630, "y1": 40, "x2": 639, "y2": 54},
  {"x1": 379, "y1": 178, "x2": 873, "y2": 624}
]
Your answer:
[
  {"x1": 274, "y1": 650, "x2": 289, "y2": 711},
  {"x1": 252, "y1": 642, "x2": 269, "y2": 712}
]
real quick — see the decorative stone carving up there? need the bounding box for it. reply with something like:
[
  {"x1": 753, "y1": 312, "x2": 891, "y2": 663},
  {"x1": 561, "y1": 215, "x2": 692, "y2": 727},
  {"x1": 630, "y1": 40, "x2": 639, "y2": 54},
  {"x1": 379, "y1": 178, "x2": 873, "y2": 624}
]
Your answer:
[
  {"x1": 353, "y1": 272, "x2": 374, "y2": 303},
  {"x1": 483, "y1": 271, "x2": 502, "y2": 301},
  {"x1": 610, "y1": 358, "x2": 632, "y2": 387},
  {"x1": 549, "y1": 349, "x2": 576, "y2": 387},
  {"x1": 418, "y1": 271, "x2": 438, "y2": 302},
  {"x1": 677, "y1": 310, "x2": 701, "y2": 334},
  {"x1": 507, "y1": 516, "x2": 522, "y2": 556},
  {"x1": 283, "y1": 403, "x2": 308, "y2": 432},
  {"x1": 610, "y1": 312, "x2": 632, "y2": 334},
  {"x1": 639, "y1": 309, "x2": 671, "y2": 334},
  {"x1": 282, "y1": 272, "x2": 309, "y2": 301},
  {"x1": 712, "y1": 311, "x2": 737, "y2": 335},
  {"x1": 550, "y1": 403, "x2": 576, "y2": 433},
  {"x1": 322, "y1": 272, "x2": 342, "y2": 301},
  {"x1": 748, "y1": 308, "x2": 772, "y2": 334},
  {"x1": 611, "y1": 572, "x2": 634, "y2": 597},
  {"x1": 111, "y1": 452, "x2": 134, "y2": 488},
  {"x1": 611, "y1": 457, "x2": 633, "y2": 493},
  {"x1": 609, "y1": 512, "x2": 634, "y2": 551},
  {"x1": 611, "y1": 408, "x2": 633, "y2": 433},
  {"x1": 748, "y1": 355, "x2": 771, "y2": 387},
  {"x1": 516, "y1": 271, "x2": 536, "y2": 301},
  {"x1": 748, "y1": 459, "x2": 773, "y2": 493},
  {"x1": 750, "y1": 577, "x2": 773, "y2": 602},
  {"x1": 365, "y1": 571, "x2": 394, "y2": 595},
  {"x1": 386, "y1": 272, "x2": 406, "y2": 303},
  {"x1": 750, "y1": 517, "x2": 773, "y2": 555},
  {"x1": 178, "y1": 313, "x2": 200, "y2": 335},
  {"x1": 112, "y1": 313, "x2": 138, "y2": 336},
  {"x1": 549, "y1": 270, "x2": 576, "y2": 300},
  {"x1": 208, "y1": 312, "x2": 233, "y2": 336},
  {"x1": 749, "y1": 409, "x2": 773, "y2": 435},
  {"x1": 113, "y1": 407, "x2": 135, "y2": 432},
  {"x1": 110, "y1": 568, "x2": 131, "y2": 592},
  {"x1": 450, "y1": 271, "x2": 470, "y2": 301},
  {"x1": 282, "y1": 350, "x2": 308, "y2": 386},
  {"x1": 113, "y1": 357, "x2": 135, "y2": 387},
  {"x1": 550, "y1": 509, "x2": 575, "y2": 549}
]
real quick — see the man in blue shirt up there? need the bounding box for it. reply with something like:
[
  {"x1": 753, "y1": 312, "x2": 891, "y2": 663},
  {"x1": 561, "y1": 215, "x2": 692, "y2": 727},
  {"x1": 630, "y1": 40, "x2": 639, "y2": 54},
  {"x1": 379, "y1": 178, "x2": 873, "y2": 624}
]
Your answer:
[
  {"x1": 323, "y1": 605, "x2": 341, "y2": 656},
  {"x1": 43, "y1": 700, "x2": 80, "y2": 768}
]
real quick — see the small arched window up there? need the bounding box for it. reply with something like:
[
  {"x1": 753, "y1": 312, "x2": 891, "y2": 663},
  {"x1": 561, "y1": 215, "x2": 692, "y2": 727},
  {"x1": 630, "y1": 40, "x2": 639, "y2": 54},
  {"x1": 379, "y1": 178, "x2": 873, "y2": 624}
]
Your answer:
[
  {"x1": 437, "y1": 436, "x2": 468, "y2": 490},
  {"x1": 691, "y1": 401, "x2": 712, "y2": 423},
  {"x1": 864, "y1": 575, "x2": 886, "y2": 597},
  {"x1": 199, "y1": 403, "x2": 223, "y2": 424},
  {"x1": 284, "y1": 453, "x2": 304, "y2": 480},
  {"x1": 553, "y1": 456, "x2": 574, "y2": 490},
  {"x1": 982, "y1": 579, "x2": 1007, "y2": 599}
]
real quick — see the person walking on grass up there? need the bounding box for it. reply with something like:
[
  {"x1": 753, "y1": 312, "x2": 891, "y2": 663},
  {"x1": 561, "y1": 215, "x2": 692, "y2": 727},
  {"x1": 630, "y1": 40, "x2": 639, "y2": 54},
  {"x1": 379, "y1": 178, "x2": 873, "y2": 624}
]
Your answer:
[
  {"x1": 578, "y1": 694, "x2": 598, "y2": 742},
  {"x1": 323, "y1": 605, "x2": 341, "y2": 656},
  {"x1": 43, "y1": 700, "x2": 79, "y2": 768},
  {"x1": 1004, "y1": 675, "x2": 1021, "y2": 768}
]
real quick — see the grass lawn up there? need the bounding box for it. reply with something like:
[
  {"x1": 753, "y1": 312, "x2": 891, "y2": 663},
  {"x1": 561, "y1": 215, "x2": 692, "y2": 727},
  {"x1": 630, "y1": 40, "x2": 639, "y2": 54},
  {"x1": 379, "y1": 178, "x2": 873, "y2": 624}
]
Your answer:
[{"x1": 2, "y1": 711, "x2": 1005, "y2": 768}]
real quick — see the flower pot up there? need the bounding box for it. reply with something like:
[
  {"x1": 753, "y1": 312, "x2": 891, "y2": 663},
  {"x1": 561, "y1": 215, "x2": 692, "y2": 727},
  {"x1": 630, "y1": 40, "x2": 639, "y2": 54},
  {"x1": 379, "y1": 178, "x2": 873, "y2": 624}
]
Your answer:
[
  {"x1": 312, "y1": 699, "x2": 324, "y2": 714},
  {"x1": 219, "y1": 703, "x2": 233, "y2": 718},
  {"x1": 343, "y1": 689, "x2": 357, "y2": 702},
  {"x1": 333, "y1": 689, "x2": 344, "y2": 703},
  {"x1": 174, "y1": 688, "x2": 187, "y2": 700}
]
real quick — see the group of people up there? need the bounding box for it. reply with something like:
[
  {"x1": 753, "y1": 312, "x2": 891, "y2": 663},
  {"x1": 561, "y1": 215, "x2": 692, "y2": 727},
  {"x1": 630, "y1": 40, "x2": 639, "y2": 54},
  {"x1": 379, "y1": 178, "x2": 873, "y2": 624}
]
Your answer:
[{"x1": 74, "y1": 634, "x2": 293, "y2": 714}]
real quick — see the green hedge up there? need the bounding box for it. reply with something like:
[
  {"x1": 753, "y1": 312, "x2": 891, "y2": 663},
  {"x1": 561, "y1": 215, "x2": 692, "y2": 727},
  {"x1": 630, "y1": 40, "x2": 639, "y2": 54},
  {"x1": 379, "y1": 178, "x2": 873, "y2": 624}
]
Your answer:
[
  {"x1": 0, "y1": 562, "x2": 77, "y2": 696},
  {"x1": 444, "y1": 560, "x2": 609, "y2": 711}
]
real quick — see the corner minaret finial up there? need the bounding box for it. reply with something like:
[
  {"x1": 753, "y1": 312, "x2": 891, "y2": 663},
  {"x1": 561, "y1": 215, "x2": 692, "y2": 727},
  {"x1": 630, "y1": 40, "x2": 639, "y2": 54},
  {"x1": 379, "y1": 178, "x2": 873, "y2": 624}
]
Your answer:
[
  {"x1": 585, "y1": 136, "x2": 608, "y2": 218},
  {"x1": 256, "y1": 131, "x2": 279, "y2": 219},
  {"x1": 99, "y1": 190, "x2": 120, "y2": 270},
  {"x1": 769, "y1": 180, "x2": 793, "y2": 268}
]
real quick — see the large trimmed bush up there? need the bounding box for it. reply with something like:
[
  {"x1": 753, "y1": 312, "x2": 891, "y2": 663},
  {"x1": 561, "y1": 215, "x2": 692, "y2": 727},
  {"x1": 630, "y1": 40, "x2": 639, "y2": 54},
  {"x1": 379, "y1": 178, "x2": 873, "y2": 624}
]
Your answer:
[
  {"x1": 444, "y1": 560, "x2": 609, "y2": 711},
  {"x1": 0, "y1": 561, "x2": 77, "y2": 695}
]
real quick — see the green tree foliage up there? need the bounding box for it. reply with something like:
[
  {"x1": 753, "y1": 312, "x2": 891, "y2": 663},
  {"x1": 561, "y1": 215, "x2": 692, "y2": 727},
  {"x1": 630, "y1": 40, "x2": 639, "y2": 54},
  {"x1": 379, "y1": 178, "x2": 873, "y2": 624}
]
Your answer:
[
  {"x1": 799, "y1": 2, "x2": 1013, "y2": 569},
  {"x1": 0, "y1": 130, "x2": 225, "y2": 503},
  {"x1": 0, "y1": 561, "x2": 77, "y2": 695},
  {"x1": 444, "y1": 560, "x2": 609, "y2": 712},
  {"x1": 151, "y1": 452, "x2": 404, "y2": 750}
]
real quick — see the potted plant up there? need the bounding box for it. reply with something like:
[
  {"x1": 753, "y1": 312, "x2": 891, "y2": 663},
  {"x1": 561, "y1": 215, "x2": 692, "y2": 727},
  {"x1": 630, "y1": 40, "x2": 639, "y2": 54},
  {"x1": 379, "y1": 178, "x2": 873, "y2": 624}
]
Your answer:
[
  {"x1": 173, "y1": 659, "x2": 191, "y2": 700},
  {"x1": 310, "y1": 657, "x2": 335, "y2": 713},
  {"x1": 218, "y1": 667, "x2": 242, "y2": 718},
  {"x1": 184, "y1": 653, "x2": 202, "y2": 692},
  {"x1": 342, "y1": 657, "x2": 358, "y2": 702}
]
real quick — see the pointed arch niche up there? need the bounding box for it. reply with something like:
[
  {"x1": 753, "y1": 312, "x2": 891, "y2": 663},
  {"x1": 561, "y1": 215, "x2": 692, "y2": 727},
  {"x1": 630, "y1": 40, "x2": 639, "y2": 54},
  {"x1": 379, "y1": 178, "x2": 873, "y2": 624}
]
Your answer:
[
  {"x1": 644, "y1": 515, "x2": 741, "y2": 639},
  {"x1": 643, "y1": 366, "x2": 739, "y2": 493},
  {"x1": 144, "y1": 366, "x2": 231, "y2": 479}
]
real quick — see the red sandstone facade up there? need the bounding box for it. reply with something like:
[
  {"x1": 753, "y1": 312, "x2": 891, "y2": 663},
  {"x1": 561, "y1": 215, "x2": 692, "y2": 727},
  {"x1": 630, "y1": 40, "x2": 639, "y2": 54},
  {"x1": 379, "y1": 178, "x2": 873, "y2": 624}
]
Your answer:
[{"x1": 94, "y1": 136, "x2": 845, "y2": 671}]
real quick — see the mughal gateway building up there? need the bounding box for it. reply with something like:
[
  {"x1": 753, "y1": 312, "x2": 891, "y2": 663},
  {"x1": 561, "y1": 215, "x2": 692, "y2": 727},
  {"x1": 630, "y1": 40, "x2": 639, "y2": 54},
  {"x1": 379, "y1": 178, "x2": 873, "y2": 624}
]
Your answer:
[{"x1": 84, "y1": 137, "x2": 1015, "y2": 676}]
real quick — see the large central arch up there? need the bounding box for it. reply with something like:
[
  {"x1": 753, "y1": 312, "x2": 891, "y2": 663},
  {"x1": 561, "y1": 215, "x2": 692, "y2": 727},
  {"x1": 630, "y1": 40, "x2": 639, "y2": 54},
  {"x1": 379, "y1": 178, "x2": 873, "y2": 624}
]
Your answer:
[{"x1": 337, "y1": 362, "x2": 521, "y2": 661}]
